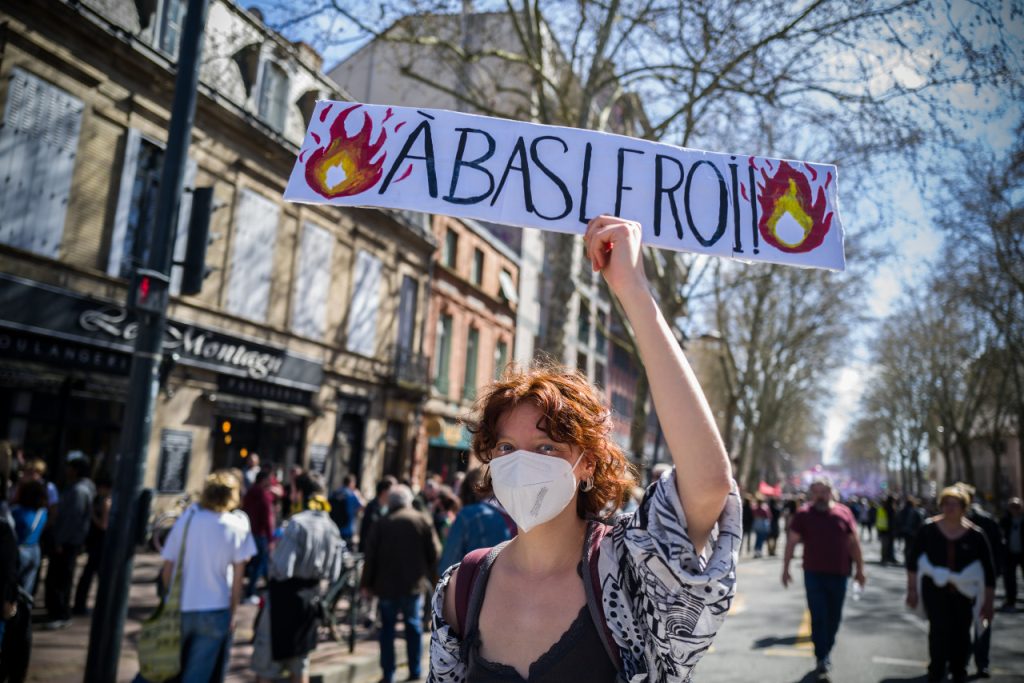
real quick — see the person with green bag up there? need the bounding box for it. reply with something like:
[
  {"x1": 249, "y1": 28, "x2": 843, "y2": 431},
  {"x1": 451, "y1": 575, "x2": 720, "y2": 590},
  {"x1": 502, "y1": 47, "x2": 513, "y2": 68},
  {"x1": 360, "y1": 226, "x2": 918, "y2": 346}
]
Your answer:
[{"x1": 142, "y1": 471, "x2": 256, "y2": 683}]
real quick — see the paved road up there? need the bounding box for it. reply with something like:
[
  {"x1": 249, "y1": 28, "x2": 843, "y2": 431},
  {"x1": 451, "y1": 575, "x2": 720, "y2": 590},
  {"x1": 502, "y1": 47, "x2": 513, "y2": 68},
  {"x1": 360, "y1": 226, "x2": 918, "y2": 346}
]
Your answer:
[{"x1": 699, "y1": 537, "x2": 1024, "y2": 683}]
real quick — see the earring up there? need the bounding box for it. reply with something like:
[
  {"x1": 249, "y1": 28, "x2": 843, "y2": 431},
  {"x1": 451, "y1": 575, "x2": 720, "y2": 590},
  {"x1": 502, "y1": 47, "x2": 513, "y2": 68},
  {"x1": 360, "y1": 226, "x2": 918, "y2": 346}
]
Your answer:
[{"x1": 580, "y1": 476, "x2": 595, "y2": 493}]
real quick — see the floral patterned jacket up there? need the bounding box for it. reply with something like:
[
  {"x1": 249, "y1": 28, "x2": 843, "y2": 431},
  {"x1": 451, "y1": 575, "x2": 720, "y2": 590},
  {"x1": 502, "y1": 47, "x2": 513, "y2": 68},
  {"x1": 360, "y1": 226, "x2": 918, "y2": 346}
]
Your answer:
[{"x1": 427, "y1": 469, "x2": 742, "y2": 682}]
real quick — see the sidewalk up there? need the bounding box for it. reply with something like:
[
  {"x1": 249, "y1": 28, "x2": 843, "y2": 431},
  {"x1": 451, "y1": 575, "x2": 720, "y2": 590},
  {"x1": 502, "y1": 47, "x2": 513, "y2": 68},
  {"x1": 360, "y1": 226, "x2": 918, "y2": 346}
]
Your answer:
[{"x1": 27, "y1": 552, "x2": 426, "y2": 683}]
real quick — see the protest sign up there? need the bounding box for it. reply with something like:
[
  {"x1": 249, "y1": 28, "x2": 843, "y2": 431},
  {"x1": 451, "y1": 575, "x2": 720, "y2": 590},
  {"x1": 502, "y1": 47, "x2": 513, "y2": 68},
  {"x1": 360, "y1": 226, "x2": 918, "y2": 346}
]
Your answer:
[{"x1": 284, "y1": 102, "x2": 845, "y2": 271}]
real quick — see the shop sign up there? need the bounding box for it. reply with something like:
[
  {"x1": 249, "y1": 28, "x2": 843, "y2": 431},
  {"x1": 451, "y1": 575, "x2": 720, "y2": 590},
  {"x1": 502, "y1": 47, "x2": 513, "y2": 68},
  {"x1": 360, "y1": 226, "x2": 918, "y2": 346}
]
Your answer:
[
  {"x1": 157, "y1": 428, "x2": 192, "y2": 493},
  {"x1": 0, "y1": 275, "x2": 323, "y2": 390},
  {"x1": 0, "y1": 328, "x2": 132, "y2": 374},
  {"x1": 216, "y1": 374, "x2": 313, "y2": 406},
  {"x1": 308, "y1": 443, "x2": 330, "y2": 476}
]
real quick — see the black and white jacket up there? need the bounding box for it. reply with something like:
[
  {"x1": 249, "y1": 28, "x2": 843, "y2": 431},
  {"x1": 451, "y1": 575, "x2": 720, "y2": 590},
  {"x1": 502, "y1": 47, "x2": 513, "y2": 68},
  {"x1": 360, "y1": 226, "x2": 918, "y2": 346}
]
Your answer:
[{"x1": 428, "y1": 469, "x2": 741, "y2": 682}]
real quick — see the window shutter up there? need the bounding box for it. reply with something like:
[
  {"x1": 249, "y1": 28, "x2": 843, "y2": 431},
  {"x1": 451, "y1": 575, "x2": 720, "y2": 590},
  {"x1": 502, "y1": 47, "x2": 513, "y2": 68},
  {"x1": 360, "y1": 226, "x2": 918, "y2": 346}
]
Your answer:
[
  {"x1": 169, "y1": 157, "x2": 198, "y2": 294},
  {"x1": 0, "y1": 68, "x2": 83, "y2": 258},
  {"x1": 226, "y1": 188, "x2": 278, "y2": 321},
  {"x1": 291, "y1": 222, "x2": 333, "y2": 339},
  {"x1": 346, "y1": 250, "x2": 382, "y2": 356},
  {"x1": 107, "y1": 128, "x2": 142, "y2": 276}
]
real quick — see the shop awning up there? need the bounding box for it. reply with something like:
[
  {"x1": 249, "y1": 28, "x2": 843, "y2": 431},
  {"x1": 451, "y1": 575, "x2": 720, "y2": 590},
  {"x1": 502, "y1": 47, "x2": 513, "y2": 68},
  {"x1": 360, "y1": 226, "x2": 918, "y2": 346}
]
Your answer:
[{"x1": 426, "y1": 416, "x2": 472, "y2": 450}]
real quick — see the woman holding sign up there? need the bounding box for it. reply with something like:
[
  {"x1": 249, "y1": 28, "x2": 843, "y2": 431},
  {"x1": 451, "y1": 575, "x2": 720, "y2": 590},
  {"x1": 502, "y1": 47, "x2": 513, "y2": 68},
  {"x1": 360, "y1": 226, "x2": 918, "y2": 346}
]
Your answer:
[{"x1": 427, "y1": 216, "x2": 739, "y2": 683}]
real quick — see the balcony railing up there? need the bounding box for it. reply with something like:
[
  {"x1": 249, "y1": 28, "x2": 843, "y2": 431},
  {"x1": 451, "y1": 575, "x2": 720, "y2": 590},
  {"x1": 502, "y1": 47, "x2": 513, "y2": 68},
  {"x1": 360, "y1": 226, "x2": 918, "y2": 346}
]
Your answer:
[{"x1": 388, "y1": 345, "x2": 430, "y2": 391}]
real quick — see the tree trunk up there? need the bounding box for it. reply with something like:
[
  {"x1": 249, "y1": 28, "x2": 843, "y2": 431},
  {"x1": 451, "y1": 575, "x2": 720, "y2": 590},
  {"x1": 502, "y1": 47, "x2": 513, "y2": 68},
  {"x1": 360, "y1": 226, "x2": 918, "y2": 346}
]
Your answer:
[{"x1": 537, "y1": 232, "x2": 577, "y2": 362}]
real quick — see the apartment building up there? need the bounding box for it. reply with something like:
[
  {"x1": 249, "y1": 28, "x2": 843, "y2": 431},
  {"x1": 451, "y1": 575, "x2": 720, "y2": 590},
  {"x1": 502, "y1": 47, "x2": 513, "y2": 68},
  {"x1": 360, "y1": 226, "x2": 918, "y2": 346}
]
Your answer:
[{"x1": 0, "y1": 0, "x2": 434, "y2": 500}]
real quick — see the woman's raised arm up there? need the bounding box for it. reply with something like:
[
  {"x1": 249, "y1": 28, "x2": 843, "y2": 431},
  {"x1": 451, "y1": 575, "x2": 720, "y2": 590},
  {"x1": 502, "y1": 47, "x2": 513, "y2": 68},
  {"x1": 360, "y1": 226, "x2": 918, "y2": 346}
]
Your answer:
[{"x1": 584, "y1": 216, "x2": 732, "y2": 552}]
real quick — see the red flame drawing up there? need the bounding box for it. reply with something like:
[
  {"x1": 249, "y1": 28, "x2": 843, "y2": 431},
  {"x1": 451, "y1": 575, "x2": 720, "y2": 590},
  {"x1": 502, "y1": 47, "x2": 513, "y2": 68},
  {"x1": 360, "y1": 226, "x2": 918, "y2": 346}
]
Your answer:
[
  {"x1": 755, "y1": 160, "x2": 833, "y2": 253},
  {"x1": 304, "y1": 105, "x2": 386, "y2": 198}
]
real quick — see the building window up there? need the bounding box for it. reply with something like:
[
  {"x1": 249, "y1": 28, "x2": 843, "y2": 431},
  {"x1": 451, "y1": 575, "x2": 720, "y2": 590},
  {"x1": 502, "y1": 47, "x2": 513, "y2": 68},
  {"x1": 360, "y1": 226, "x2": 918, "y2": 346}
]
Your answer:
[
  {"x1": 596, "y1": 311, "x2": 607, "y2": 356},
  {"x1": 578, "y1": 297, "x2": 591, "y2": 344},
  {"x1": 464, "y1": 327, "x2": 480, "y2": 401},
  {"x1": 594, "y1": 361, "x2": 605, "y2": 388},
  {"x1": 576, "y1": 351, "x2": 588, "y2": 375},
  {"x1": 611, "y1": 391, "x2": 634, "y2": 420},
  {"x1": 494, "y1": 340, "x2": 508, "y2": 379},
  {"x1": 258, "y1": 60, "x2": 289, "y2": 132},
  {"x1": 291, "y1": 222, "x2": 333, "y2": 339},
  {"x1": 434, "y1": 314, "x2": 453, "y2": 395},
  {"x1": 498, "y1": 268, "x2": 518, "y2": 305},
  {"x1": 0, "y1": 68, "x2": 84, "y2": 259},
  {"x1": 347, "y1": 250, "x2": 383, "y2": 356},
  {"x1": 471, "y1": 248, "x2": 484, "y2": 286},
  {"x1": 157, "y1": 0, "x2": 187, "y2": 58},
  {"x1": 396, "y1": 275, "x2": 418, "y2": 354},
  {"x1": 442, "y1": 228, "x2": 458, "y2": 269}
]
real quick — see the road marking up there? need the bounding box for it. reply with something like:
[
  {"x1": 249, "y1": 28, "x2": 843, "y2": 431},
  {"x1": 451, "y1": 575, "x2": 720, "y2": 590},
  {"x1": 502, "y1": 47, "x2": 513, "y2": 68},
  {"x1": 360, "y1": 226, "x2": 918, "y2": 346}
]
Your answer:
[
  {"x1": 872, "y1": 656, "x2": 928, "y2": 667},
  {"x1": 728, "y1": 592, "x2": 747, "y2": 615},
  {"x1": 900, "y1": 611, "x2": 929, "y2": 634},
  {"x1": 763, "y1": 649, "x2": 814, "y2": 658},
  {"x1": 796, "y1": 609, "x2": 813, "y2": 649}
]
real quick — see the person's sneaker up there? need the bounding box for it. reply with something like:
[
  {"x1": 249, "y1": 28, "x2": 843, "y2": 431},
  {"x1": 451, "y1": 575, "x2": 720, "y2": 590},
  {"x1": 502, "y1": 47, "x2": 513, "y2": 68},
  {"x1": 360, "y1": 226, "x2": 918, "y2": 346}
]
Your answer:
[
  {"x1": 41, "y1": 619, "x2": 71, "y2": 630},
  {"x1": 976, "y1": 668, "x2": 991, "y2": 679},
  {"x1": 244, "y1": 595, "x2": 260, "y2": 605}
]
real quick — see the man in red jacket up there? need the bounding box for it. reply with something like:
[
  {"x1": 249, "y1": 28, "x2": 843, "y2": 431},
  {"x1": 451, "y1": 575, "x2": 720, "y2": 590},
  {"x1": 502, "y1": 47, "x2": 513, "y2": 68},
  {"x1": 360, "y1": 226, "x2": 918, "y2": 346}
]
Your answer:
[{"x1": 242, "y1": 469, "x2": 276, "y2": 601}]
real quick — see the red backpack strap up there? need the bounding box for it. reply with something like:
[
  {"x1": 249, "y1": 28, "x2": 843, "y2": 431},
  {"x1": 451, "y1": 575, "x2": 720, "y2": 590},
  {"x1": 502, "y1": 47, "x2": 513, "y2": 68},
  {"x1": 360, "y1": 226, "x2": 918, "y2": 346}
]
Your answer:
[
  {"x1": 583, "y1": 520, "x2": 622, "y2": 673},
  {"x1": 454, "y1": 546, "x2": 491, "y2": 637}
]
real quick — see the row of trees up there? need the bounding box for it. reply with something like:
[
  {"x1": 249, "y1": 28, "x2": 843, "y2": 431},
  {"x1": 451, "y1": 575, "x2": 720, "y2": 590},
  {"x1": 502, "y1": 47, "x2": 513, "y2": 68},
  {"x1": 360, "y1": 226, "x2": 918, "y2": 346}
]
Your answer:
[
  {"x1": 263, "y1": 0, "x2": 1021, "y2": 491},
  {"x1": 841, "y1": 132, "x2": 1023, "y2": 500}
]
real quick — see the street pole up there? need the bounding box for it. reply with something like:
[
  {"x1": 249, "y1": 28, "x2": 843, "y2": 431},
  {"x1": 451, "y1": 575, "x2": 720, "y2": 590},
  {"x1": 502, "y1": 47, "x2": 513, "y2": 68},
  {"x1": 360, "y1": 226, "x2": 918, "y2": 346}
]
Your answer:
[{"x1": 84, "y1": 0, "x2": 210, "y2": 679}]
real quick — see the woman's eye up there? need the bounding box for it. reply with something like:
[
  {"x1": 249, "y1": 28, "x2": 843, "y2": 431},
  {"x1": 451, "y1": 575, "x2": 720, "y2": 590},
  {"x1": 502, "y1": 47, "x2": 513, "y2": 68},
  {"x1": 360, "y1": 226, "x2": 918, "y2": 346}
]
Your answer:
[
  {"x1": 495, "y1": 443, "x2": 514, "y2": 454},
  {"x1": 537, "y1": 444, "x2": 557, "y2": 453}
]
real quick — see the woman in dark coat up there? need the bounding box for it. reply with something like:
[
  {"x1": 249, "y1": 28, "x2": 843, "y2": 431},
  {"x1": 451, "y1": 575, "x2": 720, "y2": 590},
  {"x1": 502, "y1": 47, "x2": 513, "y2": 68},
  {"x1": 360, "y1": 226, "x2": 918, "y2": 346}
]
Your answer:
[{"x1": 906, "y1": 487, "x2": 996, "y2": 683}]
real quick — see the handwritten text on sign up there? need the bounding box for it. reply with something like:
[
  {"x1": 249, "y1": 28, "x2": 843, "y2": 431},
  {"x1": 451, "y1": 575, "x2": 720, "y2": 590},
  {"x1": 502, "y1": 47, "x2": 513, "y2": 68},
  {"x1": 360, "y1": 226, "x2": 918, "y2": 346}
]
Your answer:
[{"x1": 284, "y1": 103, "x2": 845, "y2": 271}]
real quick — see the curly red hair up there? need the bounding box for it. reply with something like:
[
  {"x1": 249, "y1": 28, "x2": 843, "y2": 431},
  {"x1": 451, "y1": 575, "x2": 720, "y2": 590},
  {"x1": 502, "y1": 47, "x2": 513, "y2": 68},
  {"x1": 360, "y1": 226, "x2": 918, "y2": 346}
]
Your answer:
[{"x1": 466, "y1": 362, "x2": 638, "y2": 518}]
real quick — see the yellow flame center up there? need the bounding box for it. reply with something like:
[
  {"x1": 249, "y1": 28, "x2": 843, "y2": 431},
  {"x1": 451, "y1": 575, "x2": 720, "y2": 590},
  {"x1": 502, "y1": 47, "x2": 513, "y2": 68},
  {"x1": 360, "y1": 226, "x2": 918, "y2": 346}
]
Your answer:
[
  {"x1": 316, "y1": 150, "x2": 359, "y2": 191},
  {"x1": 766, "y1": 179, "x2": 813, "y2": 248}
]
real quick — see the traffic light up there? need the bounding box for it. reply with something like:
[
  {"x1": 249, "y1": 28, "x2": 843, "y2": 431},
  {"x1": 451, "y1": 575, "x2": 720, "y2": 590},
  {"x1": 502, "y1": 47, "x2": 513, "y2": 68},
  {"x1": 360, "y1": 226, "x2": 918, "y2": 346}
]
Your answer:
[
  {"x1": 131, "y1": 269, "x2": 169, "y2": 313},
  {"x1": 180, "y1": 186, "x2": 215, "y2": 296}
]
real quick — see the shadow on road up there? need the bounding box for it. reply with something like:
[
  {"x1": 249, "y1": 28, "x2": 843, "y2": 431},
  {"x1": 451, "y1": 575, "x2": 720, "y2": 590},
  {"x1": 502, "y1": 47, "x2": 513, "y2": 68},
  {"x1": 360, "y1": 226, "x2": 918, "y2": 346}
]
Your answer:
[
  {"x1": 790, "y1": 670, "x2": 821, "y2": 683},
  {"x1": 753, "y1": 635, "x2": 812, "y2": 648},
  {"x1": 877, "y1": 676, "x2": 929, "y2": 683}
]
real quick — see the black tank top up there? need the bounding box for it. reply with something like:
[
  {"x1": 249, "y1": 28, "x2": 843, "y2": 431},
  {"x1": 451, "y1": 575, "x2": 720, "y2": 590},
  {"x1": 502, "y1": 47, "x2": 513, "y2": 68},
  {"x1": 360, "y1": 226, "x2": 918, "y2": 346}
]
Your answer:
[{"x1": 463, "y1": 561, "x2": 618, "y2": 682}]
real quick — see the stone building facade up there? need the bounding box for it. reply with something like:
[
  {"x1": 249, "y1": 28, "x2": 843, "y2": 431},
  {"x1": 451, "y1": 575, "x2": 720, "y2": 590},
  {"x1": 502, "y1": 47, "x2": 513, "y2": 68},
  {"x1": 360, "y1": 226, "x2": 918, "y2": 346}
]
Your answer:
[{"x1": 0, "y1": 0, "x2": 434, "y2": 504}]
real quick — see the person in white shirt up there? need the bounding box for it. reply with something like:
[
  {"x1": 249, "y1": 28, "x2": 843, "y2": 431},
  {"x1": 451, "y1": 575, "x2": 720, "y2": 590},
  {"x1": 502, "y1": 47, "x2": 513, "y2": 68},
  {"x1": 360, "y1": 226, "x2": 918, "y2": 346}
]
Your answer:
[{"x1": 159, "y1": 471, "x2": 256, "y2": 683}]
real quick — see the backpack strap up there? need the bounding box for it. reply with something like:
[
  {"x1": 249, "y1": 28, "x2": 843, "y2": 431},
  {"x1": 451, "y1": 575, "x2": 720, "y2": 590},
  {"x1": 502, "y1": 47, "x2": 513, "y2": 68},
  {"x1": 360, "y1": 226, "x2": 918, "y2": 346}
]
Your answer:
[
  {"x1": 582, "y1": 519, "x2": 623, "y2": 673},
  {"x1": 455, "y1": 541, "x2": 509, "y2": 660}
]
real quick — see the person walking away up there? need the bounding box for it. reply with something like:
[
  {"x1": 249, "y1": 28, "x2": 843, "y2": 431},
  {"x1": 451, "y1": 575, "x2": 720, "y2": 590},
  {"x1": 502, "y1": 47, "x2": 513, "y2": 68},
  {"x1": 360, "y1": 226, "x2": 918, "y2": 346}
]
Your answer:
[
  {"x1": 767, "y1": 497, "x2": 782, "y2": 556},
  {"x1": 900, "y1": 497, "x2": 926, "y2": 564},
  {"x1": 906, "y1": 487, "x2": 995, "y2": 683},
  {"x1": 242, "y1": 453, "x2": 261, "y2": 494},
  {"x1": 864, "y1": 500, "x2": 877, "y2": 542},
  {"x1": 782, "y1": 477, "x2": 866, "y2": 681},
  {"x1": 0, "y1": 442, "x2": 24, "y2": 665},
  {"x1": 252, "y1": 473, "x2": 344, "y2": 683},
  {"x1": 242, "y1": 469, "x2": 276, "y2": 601},
  {"x1": 741, "y1": 494, "x2": 753, "y2": 556},
  {"x1": 877, "y1": 496, "x2": 896, "y2": 565},
  {"x1": 361, "y1": 484, "x2": 440, "y2": 683},
  {"x1": 959, "y1": 489, "x2": 1003, "y2": 678},
  {"x1": 437, "y1": 467, "x2": 514, "y2": 575},
  {"x1": 358, "y1": 476, "x2": 396, "y2": 555},
  {"x1": 11, "y1": 479, "x2": 47, "y2": 595},
  {"x1": 752, "y1": 497, "x2": 771, "y2": 558},
  {"x1": 999, "y1": 497, "x2": 1023, "y2": 611},
  {"x1": 72, "y1": 472, "x2": 111, "y2": 615},
  {"x1": 329, "y1": 474, "x2": 364, "y2": 547},
  {"x1": 42, "y1": 455, "x2": 94, "y2": 629},
  {"x1": 157, "y1": 471, "x2": 256, "y2": 683}
]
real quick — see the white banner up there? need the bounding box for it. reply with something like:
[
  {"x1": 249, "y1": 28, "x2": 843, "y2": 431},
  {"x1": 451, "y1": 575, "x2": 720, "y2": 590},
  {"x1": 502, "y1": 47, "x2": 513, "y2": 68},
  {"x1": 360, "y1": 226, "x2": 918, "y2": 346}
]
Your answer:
[{"x1": 284, "y1": 102, "x2": 845, "y2": 271}]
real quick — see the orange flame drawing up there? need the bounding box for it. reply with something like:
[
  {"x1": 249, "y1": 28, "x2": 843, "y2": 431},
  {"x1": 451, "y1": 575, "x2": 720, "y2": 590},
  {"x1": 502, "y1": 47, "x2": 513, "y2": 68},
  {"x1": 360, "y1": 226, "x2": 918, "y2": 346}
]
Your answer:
[
  {"x1": 756, "y1": 161, "x2": 833, "y2": 253},
  {"x1": 304, "y1": 105, "x2": 386, "y2": 198}
]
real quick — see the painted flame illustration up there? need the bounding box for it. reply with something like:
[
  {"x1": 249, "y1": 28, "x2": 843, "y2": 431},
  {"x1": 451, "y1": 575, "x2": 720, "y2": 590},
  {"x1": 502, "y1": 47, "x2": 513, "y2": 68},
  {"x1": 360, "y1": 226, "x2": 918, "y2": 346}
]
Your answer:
[
  {"x1": 756, "y1": 161, "x2": 833, "y2": 253},
  {"x1": 304, "y1": 105, "x2": 386, "y2": 198}
]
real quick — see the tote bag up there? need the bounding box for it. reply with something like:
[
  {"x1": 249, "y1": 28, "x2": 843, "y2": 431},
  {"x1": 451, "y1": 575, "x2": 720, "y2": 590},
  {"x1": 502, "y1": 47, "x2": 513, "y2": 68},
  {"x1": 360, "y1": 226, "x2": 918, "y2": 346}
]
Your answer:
[{"x1": 138, "y1": 509, "x2": 193, "y2": 682}]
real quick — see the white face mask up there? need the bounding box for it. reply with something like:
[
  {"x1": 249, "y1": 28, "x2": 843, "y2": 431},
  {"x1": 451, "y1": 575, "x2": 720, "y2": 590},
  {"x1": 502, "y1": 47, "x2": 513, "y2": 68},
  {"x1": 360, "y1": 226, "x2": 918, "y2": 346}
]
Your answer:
[{"x1": 489, "y1": 450, "x2": 584, "y2": 533}]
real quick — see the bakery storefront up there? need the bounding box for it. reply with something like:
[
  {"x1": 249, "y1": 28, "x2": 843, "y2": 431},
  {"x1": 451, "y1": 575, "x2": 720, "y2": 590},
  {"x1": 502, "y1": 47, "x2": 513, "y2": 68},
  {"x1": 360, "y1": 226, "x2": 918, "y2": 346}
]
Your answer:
[{"x1": 0, "y1": 274, "x2": 323, "y2": 494}]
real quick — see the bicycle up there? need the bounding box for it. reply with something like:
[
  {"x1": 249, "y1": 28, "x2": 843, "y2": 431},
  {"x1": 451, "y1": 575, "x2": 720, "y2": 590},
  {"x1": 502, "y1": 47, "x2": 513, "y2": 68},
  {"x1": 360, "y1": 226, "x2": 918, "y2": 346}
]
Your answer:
[
  {"x1": 321, "y1": 550, "x2": 367, "y2": 653},
  {"x1": 147, "y1": 492, "x2": 193, "y2": 553}
]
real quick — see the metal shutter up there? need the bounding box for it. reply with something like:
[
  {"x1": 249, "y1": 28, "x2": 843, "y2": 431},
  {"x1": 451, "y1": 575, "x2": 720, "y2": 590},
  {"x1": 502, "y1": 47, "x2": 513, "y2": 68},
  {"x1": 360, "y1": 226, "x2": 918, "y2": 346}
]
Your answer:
[
  {"x1": 291, "y1": 221, "x2": 333, "y2": 339},
  {"x1": 226, "y1": 188, "x2": 278, "y2": 321},
  {"x1": 346, "y1": 249, "x2": 382, "y2": 356},
  {"x1": 0, "y1": 68, "x2": 84, "y2": 258}
]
